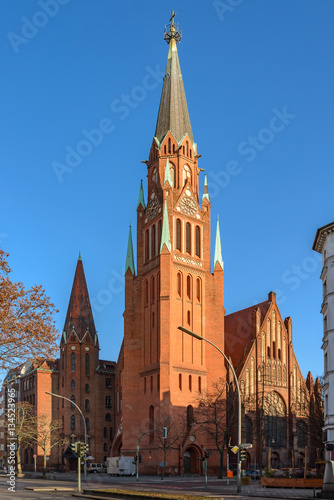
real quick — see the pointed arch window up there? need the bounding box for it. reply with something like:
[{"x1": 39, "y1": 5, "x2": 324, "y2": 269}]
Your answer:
[
  {"x1": 71, "y1": 380, "x2": 75, "y2": 390},
  {"x1": 186, "y1": 223, "x2": 191, "y2": 254},
  {"x1": 177, "y1": 272, "x2": 182, "y2": 297},
  {"x1": 195, "y1": 226, "x2": 201, "y2": 257},
  {"x1": 158, "y1": 220, "x2": 162, "y2": 249},
  {"x1": 71, "y1": 352, "x2": 75, "y2": 372},
  {"x1": 85, "y1": 353, "x2": 90, "y2": 377},
  {"x1": 71, "y1": 395, "x2": 75, "y2": 408},
  {"x1": 189, "y1": 375, "x2": 192, "y2": 391},
  {"x1": 176, "y1": 219, "x2": 181, "y2": 251},
  {"x1": 198, "y1": 376, "x2": 202, "y2": 393},
  {"x1": 196, "y1": 278, "x2": 201, "y2": 302},
  {"x1": 145, "y1": 280, "x2": 148, "y2": 306},
  {"x1": 85, "y1": 384, "x2": 90, "y2": 393},
  {"x1": 153, "y1": 168, "x2": 158, "y2": 186},
  {"x1": 71, "y1": 415, "x2": 75, "y2": 430},
  {"x1": 151, "y1": 276, "x2": 155, "y2": 303},
  {"x1": 183, "y1": 165, "x2": 191, "y2": 186},
  {"x1": 152, "y1": 224, "x2": 156, "y2": 256},
  {"x1": 85, "y1": 399, "x2": 90, "y2": 411},
  {"x1": 149, "y1": 405, "x2": 154, "y2": 443},
  {"x1": 145, "y1": 230, "x2": 149, "y2": 262},
  {"x1": 186, "y1": 275, "x2": 192, "y2": 299}
]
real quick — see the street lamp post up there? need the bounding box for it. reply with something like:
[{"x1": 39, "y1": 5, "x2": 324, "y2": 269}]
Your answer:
[
  {"x1": 45, "y1": 391, "x2": 88, "y2": 481},
  {"x1": 177, "y1": 326, "x2": 242, "y2": 493}
]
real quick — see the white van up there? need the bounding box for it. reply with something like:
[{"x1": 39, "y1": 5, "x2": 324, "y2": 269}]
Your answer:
[{"x1": 88, "y1": 463, "x2": 107, "y2": 474}]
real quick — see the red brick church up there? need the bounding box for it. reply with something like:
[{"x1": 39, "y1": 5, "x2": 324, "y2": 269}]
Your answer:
[{"x1": 0, "y1": 14, "x2": 321, "y2": 474}]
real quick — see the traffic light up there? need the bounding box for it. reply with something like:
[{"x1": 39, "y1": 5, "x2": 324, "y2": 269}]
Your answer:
[
  {"x1": 80, "y1": 443, "x2": 89, "y2": 457},
  {"x1": 132, "y1": 455, "x2": 137, "y2": 465},
  {"x1": 162, "y1": 427, "x2": 168, "y2": 439},
  {"x1": 139, "y1": 455, "x2": 143, "y2": 463},
  {"x1": 70, "y1": 442, "x2": 78, "y2": 454},
  {"x1": 204, "y1": 449, "x2": 210, "y2": 459},
  {"x1": 240, "y1": 448, "x2": 246, "y2": 461}
]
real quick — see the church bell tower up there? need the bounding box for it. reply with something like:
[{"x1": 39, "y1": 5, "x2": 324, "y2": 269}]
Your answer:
[{"x1": 121, "y1": 13, "x2": 226, "y2": 470}]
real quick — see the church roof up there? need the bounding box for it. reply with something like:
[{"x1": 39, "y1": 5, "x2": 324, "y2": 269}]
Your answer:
[
  {"x1": 154, "y1": 19, "x2": 194, "y2": 145},
  {"x1": 63, "y1": 255, "x2": 96, "y2": 341}
]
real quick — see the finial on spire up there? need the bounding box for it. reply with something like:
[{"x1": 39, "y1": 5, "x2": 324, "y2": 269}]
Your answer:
[
  {"x1": 164, "y1": 11, "x2": 182, "y2": 44},
  {"x1": 78, "y1": 251, "x2": 82, "y2": 261}
]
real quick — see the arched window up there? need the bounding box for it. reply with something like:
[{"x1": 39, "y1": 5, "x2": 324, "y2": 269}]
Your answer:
[
  {"x1": 71, "y1": 415, "x2": 75, "y2": 430},
  {"x1": 187, "y1": 275, "x2": 192, "y2": 299},
  {"x1": 158, "y1": 220, "x2": 162, "y2": 249},
  {"x1": 177, "y1": 272, "x2": 182, "y2": 297},
  {"x1": 176, "y1": 219, "x2": 181, "y2": 251},
  {"x1": 198, "y1": 376, "x2": 202, "y2": 393},
  {"x1": 183, "y1": 165, "x2": 191, "y2": 186},
  {"x1": 149, "y1": 405, "x2": 154, "y2": 443},
  {"x1": 151, "y1": 276, "x2": 155, "y2": 303},
  {"x1": 71, "y1": 380, "x2": 75, "y2": 390},
  {"x1": 153, "y1": 168, "x2": 158, "y2": 185},
  {"x1": 103, "y1": 427, "x2": 107, "y2": 438},
  {"x1": 186, "y1": 141, "x2": 189, "y2": 156},
  {"x1": 71, "y1": 395, "x2": 75, "y2": 408},
  {"x1": 196, "y1": 278, "x2": 201, "y2": 302},
  {"x1": 85, "y1": 353, "x2": 90, "y2": 377},
  {"x1": 85, "y1": 383, "x2": 89, "y2": 393},
  {"x1": 145, "y1": 280, "x2": 148, "y2": 306},
  {"x1": 187, "y1": 405, "x2": 194, "y2": 429},
  {"x1": 105, "y1": 413, "x2": 111, "y2": 421},
  {"x1": 71, "y1": 352, "x2": 75, "y2": 372},
  {"x1": 85, "y1": 399, "x2": 90, "y2": 411},
  {"x1": 106, "y1": 396, "x2": 112, "y2": 408},
  {"x1": 152, "y1": 224, "x2": 156, "y2": 256},
  {"x1": 179, "y1": 373, "x2": 182, "y2": 390},
  {"x1": 103, "y1": 443, "x2": 108, "y2": 452},
  {"x1": 86, "y1": 418, "x2": 90, "y2": 431},
  {"x1": 263, "y1": 392, "x2": 287, "y2": 447},
  {"x1": 62, "y1": 376, "x2": 64, "y2": 388},
  {"x1": 187, "y1": 310, "x2": 191, "y2": 325},
  {"x1": 186, "y1": 223, "x2": 191, "y2": 254},
  {"x1": 145, "y1": 230, "x2": 149, "y2": 262},
  {"x1": 195, "y1": 226, "x2": 200, "y2": 257},
  {"x1": 189, "y1": 375, "x2": 192, "y2": 391},
  {"x1": 168, "y1": 138, "x2": 171, "y2": 154}
]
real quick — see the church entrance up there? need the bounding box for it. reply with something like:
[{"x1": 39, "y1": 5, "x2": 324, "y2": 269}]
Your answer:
[{"x1": 183, "y1": 446, "x2": 200, "y2": 475}]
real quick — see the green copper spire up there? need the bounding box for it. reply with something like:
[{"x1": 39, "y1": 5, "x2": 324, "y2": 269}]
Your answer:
[
  {"x1": 125, "y1": 225, "x2": 135, "y2": 275},
  {"x1": 137, "y1": 179, "x2": 146, "y2": 209},
  {"x1": 163, "y1": 157, "x2": 172, "y2": 187},
  {"x1": 160, "y1": 199, "x2": 171, "y2": 253},
  {"x1": 78, "y1": 251, "x2": 82, "y2": 261},
  {"x1": 213, "y1": 217, "x2": 224, "y2": 270},
  {"x1": 202, "y1": 174, "x2": 210, "y2": 203}
]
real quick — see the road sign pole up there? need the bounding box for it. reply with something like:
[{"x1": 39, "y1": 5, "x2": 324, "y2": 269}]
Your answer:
[{"x1": 78, "y1": 442, "x2": 82, "y2": 493}]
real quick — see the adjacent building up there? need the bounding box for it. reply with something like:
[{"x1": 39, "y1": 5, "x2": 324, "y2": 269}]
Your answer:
[{"x1": 313, "y1": 222, "x2": 334, "y2": 460}]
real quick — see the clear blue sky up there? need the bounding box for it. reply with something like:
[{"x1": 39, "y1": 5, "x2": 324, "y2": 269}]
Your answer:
[{"x1": 1, "y1": 1, "x2": 333, "y2": 381}]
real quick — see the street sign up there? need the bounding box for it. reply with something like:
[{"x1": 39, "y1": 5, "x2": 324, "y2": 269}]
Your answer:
[
  {"x1": 87, "y1": 456, "x2": 94, "y2": 460},
  {"x1": 231, "y1": 446, "x2": 238, "y2": 454}
]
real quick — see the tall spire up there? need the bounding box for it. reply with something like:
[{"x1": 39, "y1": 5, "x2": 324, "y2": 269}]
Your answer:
[
  {"x1": 160, "y1": 199, "x2": 171, "y2": 253},
  {"x1": 202, "y1": 174, "x2": 210, "y2": 203},
  {"x1": 213, "y1": 217, "x2": 224, "y2": 270},
  {"x1": 137, "y1": 179, "x2": 146, "y2": 209},
  {"x1": 63, "y1": 257, "x2": 96, "y2": 340},
  {"x1": 155, "y1": 12, "x2": 194, "y2": 145},
  {"x1": 125, "y1": 225, "x2": 135, "y2": 275}
]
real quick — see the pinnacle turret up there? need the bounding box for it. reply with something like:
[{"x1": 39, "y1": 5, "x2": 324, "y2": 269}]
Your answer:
[
  {"x1": 202, "y1": 174, "x2": 210, "y2": 203},
  {"x1": 213, "y1": 217, "x2": 224, "y2": 270},
  {"x1": 125, "y1": 225, "x2": 135, "y2": 275},
  {"x1": 163, "y1": 157, "x2": 172, "y2": 187},
  {"x1": 160, "y1": 199, "x2": 171, "y2": 253},
  {"x1": 137, "y1": 180, "x2": 146, "y2": 210}
]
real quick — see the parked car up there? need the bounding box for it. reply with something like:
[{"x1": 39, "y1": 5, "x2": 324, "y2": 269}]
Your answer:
[
  {"x1": 88, "y1": 463, "x2": 107, "y2": 474},
  {"x1": 245, "y1": 470, "x2": 260, "y2": 479}
]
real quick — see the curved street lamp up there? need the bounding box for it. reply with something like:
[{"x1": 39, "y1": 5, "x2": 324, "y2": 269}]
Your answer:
[
  {"x1": 177, "y1": 326, "x2": 242, "y2": 493},
  {"x1": 45, "y1": 391, "x2": 87, "y2": 481}
]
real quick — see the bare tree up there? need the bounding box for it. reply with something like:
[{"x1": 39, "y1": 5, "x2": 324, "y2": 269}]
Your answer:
[
  {"x1": 29, "y1": 414, "x2": 65, "y2": 476},
  {"x1": 194, "y1": 378, "x2": 237, "y2": 479},
  {"x1": 4, "y1": 401, "x2": 34, "y2": 474},
  {"x1": 154, "y1": 412, "x2": 186, "y2": 479}
]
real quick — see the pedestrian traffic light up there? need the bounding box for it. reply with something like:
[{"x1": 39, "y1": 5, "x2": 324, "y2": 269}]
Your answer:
[
  {"x1": 240, "y1": 448, "x2": 246, "y2": 461},
  {"x1": 204, "y1": 449, "x2": 210, "y2": 459},
  {"x1": 70, "y1": 442, "x2": 78, "y2": 453}
]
